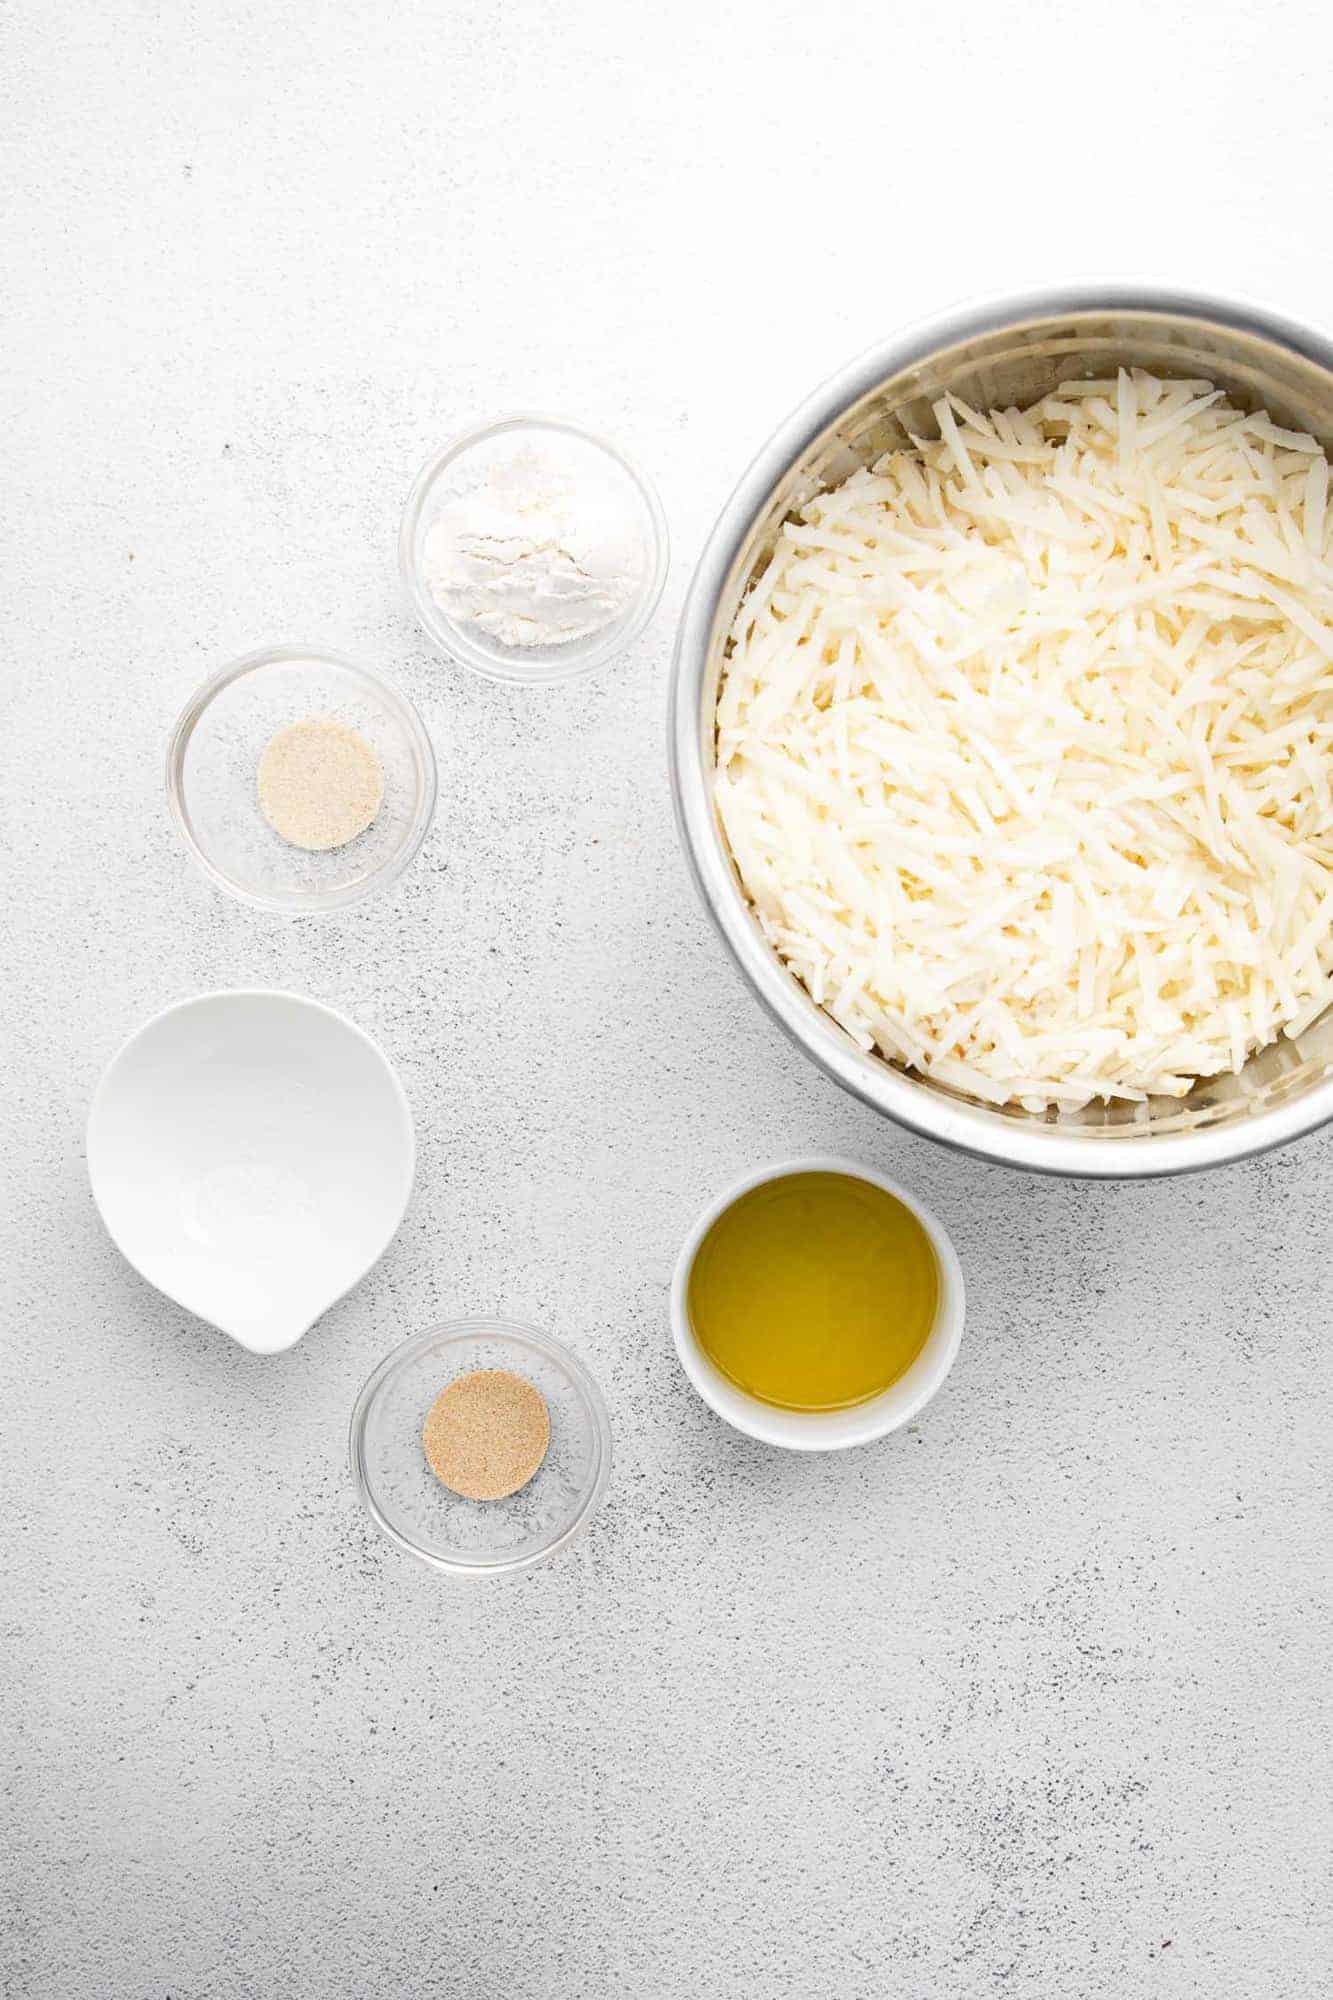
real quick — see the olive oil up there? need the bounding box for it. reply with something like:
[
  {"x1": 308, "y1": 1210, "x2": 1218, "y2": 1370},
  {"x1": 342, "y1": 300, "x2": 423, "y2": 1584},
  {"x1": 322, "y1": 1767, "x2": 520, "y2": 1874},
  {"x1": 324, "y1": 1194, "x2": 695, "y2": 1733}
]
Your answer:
[{"x1": 686, "y1": 1171, "x2": 939, "y2": 1412}]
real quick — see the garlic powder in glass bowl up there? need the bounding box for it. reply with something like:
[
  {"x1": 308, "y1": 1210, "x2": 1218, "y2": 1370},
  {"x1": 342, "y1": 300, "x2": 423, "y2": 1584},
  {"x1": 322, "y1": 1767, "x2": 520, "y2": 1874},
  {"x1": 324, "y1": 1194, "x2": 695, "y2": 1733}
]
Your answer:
[
  {"x1": 350, "y1": 1319, "x2": 612, "y2": 1578},
  {"x1": 400, "y1": 415, "x2": 669, "y2": 685},
  {"x1": 167, "y1": 647, "x2": 436, "y2": 913}
]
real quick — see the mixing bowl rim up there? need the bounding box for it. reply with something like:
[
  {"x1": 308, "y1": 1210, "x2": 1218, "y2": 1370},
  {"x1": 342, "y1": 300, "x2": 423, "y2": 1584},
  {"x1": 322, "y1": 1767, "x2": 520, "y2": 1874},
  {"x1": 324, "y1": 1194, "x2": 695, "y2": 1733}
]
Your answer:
[{"x1": 669, "y1": 284, "x2": 1333, "y2": 1178}]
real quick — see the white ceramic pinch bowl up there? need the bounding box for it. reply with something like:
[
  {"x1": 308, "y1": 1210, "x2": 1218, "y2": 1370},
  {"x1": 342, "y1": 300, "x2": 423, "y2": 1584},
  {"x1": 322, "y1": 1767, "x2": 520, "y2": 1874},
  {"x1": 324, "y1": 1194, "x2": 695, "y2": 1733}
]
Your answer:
[
  {"x1": 671, "y1": 1155, "x2": 965, "y2": 1451},
  {"x1": 87, "y1": 991, "x2": 415, "y2": 1354}
]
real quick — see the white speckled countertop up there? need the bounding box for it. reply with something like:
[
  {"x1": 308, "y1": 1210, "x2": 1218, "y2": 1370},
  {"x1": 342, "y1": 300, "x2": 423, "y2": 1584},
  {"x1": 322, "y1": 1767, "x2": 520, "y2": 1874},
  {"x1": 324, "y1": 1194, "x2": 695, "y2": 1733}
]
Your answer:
[{"x1": 4, "y1": 3, "x2": 1331, "y2": 1995}]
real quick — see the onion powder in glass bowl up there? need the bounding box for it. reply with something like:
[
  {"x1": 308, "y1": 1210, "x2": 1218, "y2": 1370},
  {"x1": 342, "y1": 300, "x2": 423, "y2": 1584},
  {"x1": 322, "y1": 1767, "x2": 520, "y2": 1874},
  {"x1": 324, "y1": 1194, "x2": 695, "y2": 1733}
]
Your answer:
[{"x1": 350, "y1": 1319, "x2": 612, "y2": 1578}]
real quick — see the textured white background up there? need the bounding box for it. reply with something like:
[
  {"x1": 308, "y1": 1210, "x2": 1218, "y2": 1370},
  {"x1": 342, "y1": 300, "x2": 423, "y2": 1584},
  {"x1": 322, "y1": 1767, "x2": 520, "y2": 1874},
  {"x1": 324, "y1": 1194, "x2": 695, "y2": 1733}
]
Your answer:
[{"x1": 4, "y1": 3, "x2": 1332, "y2": 1996}]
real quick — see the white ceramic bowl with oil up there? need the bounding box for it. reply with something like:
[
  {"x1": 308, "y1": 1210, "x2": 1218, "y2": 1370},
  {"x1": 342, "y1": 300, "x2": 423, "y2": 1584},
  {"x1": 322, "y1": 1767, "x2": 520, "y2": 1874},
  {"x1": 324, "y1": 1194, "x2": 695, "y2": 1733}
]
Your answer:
[{"x1": 670, "y1": 1155, "x2": 965, "y2": 1451}]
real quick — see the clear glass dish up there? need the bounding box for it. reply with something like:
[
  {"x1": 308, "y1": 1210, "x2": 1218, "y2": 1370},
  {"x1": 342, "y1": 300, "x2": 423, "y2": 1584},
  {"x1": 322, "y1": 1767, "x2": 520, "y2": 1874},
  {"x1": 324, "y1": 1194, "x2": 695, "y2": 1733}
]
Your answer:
[
  {"x1": 350, "y1": 1318, "x2": 612, "y2": 1579},
  {"x1": 399, "y1": 414, "x2": 669, "y2": 685},
  {"x1": 166, "y1": 646, "x2": 437, "y2": 913}
]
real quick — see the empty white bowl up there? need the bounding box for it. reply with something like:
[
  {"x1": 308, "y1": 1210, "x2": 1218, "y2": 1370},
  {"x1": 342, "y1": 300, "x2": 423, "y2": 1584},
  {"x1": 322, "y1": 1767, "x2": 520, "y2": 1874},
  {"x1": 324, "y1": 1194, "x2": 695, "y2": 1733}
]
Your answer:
[
  {"x1": 87, "y1": 991, "x2": 415, "y2": 1353},
  {"x1": 670, "y1": 1155, "x2": 965, "y2": 1450}
]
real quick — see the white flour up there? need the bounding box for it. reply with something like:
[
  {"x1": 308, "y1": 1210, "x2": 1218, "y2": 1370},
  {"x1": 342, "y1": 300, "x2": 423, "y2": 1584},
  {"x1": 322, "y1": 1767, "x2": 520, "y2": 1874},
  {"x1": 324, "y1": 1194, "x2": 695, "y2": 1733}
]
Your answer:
[{"x1": 423, "y1": 443, "x2": 643, "y2": 649}]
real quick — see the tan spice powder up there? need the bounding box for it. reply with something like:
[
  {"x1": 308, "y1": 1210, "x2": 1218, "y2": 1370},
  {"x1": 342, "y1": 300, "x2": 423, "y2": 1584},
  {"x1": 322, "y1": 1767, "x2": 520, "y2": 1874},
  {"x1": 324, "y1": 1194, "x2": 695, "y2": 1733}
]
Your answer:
[
  {"x1": 422, "y1": 1369, "x2": 550, "y2": 1501},
  {"x1": 257, "y1": 718, "x2": 384, "y2": 851}
]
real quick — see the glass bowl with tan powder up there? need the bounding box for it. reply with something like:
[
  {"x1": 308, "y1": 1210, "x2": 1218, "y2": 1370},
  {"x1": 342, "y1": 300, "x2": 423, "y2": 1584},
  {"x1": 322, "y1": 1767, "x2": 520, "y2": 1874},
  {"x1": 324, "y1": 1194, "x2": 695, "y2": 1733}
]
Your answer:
[
  {"x1": 167, "y1": 647, "x2": 436, "y2": 912},
  {"x1": 350, "y1": 1320, "x2": 612, "y2": 1579}
]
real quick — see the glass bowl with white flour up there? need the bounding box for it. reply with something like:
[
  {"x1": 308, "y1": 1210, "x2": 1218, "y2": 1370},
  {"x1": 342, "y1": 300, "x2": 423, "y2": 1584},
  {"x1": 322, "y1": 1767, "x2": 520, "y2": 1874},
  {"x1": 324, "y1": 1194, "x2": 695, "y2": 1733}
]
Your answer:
[{"x1": 400, "y1": 415, "x2": 668, "y2": 684}]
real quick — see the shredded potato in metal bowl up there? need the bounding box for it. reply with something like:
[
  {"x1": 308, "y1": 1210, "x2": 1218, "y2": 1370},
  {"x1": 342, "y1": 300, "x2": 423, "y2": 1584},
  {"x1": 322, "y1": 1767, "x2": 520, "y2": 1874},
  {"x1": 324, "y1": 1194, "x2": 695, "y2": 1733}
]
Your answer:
[{"x1": 715, "y1": 371, "x2": 1333, "y2": 1111}]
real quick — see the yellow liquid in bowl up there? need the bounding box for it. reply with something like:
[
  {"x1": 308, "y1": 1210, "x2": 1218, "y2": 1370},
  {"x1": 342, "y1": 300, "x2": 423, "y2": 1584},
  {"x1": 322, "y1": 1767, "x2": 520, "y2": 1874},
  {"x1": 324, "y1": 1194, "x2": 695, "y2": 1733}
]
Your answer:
[{"x1": 686, "y1": 1171, "x2": 939, "y2": 1412}]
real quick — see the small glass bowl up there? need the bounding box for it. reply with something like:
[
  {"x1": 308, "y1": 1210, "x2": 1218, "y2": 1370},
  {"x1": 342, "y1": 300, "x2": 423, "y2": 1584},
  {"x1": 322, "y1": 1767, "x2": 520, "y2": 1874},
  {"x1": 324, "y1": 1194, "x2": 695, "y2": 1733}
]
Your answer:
[
  {"x1": 166, "y1": 647, "x2": 437, "y2": 913},
  {"x1": 350, "y1": 1319, "x2": 612, "y2": 1579},
  {"x1": 399, "y1": 414, "x2": 669, "y2": 685}
]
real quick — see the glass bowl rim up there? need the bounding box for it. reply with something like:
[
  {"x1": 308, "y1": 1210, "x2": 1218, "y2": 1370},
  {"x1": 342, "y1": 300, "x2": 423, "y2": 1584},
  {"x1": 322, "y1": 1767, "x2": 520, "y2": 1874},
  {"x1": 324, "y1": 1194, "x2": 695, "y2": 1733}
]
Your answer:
[
  {"x1": 398, "y1": 412, "x2": 670, "y2": 686},
  {"x1": 165, "y1": 643, "x2": 438, "y2": 914},
  {"x1": 349, "y1": 1315, "x2": 613, "y2": 1578}
]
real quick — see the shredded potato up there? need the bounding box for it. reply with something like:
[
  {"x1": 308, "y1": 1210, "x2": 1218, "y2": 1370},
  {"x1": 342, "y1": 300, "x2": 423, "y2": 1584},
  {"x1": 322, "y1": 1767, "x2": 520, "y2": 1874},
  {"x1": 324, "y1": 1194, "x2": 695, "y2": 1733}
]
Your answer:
[{"x1": 715, "y1": 371, "x2": 1333, "y2": 1110}]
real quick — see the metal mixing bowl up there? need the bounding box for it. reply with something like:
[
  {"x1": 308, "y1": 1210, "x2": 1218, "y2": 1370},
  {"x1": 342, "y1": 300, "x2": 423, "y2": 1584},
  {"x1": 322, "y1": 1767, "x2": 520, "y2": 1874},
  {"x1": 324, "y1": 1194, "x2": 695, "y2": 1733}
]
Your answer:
[{"x1": 670, "y1": 287, "x2": 1333, "y2": 1177}]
